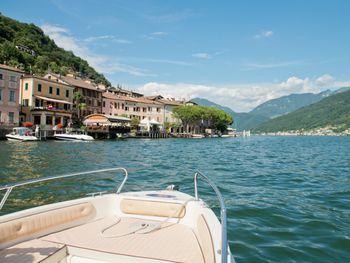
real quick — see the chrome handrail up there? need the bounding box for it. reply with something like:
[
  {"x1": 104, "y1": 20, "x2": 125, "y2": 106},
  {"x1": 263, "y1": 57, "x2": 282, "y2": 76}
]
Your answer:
[
  {"x1": 194, "y1": 171, "x2": 228, "y2": 263},
  {"x1": 0, "y1": 167, "x2": 128, "y2": 211}
]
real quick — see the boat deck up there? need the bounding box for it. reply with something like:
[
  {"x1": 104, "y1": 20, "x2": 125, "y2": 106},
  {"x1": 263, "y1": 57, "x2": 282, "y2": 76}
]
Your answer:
[{"x1": 0, "y1": 216, "x2": 205, "y2": 263}]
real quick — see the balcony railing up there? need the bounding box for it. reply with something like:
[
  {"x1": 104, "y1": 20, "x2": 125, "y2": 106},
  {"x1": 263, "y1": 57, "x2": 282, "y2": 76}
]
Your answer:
[{"x1": 31, "y1": 106, "x2": 72, "y2": 113}]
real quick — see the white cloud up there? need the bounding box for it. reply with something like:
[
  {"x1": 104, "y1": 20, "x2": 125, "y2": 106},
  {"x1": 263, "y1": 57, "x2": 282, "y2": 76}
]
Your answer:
[
  {"x1": 192, "y1": 53, "x2": 212, "y2": 59},
  {"x1": 136, "y1": 75, "x2": 338, "y2": 112},
  {"x1": 145, "y1": 31, "x2": 169, "y2": 40},
  {"x1": 41, "y1": 23, "x2": 149, "y2": 77},
  {"x1": 315, "y1": 74, "x2": 335, "y2": 87},
  {"x1": 151, "y1": 31, "x2": 168, "y2": 36},
  {"x1": 254, "y1": 30, "x2": 273, "y2": 39},
  {"x1": 41, "y1": 24, "x2": 69, "y2": 34},
  {"x1": 84, "y1": 35, "x2": 131, "y2": 44},
  {"x1": 245, "y1": 60, "x2": 303, "y2": 70}
]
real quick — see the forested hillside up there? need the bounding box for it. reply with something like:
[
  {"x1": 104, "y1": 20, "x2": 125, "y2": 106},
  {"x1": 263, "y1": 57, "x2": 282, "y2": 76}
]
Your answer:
[
  {"x1": 254, "y1": 90, "x2": 350, "y2": 132},
  {"x1": 249, "y1": 90, "x2": 331, "y2": 118},
  {"x1": 0, "y1": 14, "x2": 110, "y2": 85}
]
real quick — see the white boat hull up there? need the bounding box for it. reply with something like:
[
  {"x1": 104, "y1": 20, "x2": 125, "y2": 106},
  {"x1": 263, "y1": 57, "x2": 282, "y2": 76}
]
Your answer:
[
  {"x1": 6, "y1": 134, "x2": 38, "y2": 141},
  {"x1": 54, "y1": 134, "x2": 94, "y2": 141}
]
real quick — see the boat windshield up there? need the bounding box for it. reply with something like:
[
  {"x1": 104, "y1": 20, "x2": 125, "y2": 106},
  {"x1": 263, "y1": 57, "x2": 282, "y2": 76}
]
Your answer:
[{"x1": 14, "y1": 128, "x2": 31, "y2": 136}]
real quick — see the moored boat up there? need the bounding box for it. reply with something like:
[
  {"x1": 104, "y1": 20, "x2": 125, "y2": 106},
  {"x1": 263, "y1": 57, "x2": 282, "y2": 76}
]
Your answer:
[
  {"x1": 0, "y1": 168, "x2": 234, "y2": 263},
  {"x1": 5, "y1": 127, "x2": 38, "y2": 141},
  {"x1": 53, "y1": 133, "x2": 95, "y2": 141},
  {"x1": 191, "y1": 134, "x2": 205, "y2": 138}
]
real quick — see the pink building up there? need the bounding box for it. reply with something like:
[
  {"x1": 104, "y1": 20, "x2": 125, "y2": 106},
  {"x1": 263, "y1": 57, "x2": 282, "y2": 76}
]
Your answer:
[
  {"x1": 0, "y1": 64, "x2": 24, "y2": 126},
  {"x1": 102, "y1": 91, "x2": 164, "y2": 123}
]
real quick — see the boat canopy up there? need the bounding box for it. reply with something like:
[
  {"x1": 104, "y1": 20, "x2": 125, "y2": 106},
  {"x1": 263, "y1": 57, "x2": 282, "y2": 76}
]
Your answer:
[{"x1": 83, "y1": 114, "x2": 131, "y2": 126}]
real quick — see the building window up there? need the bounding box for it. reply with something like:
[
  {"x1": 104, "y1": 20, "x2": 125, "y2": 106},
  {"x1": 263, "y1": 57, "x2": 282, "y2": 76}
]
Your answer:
[
  {"x1": 38, "y1": 84, "x2": 42, "y2": 92},
  {"x1": 66, "y1": 90, "x2": 69, "y2": 98},
  {"x1": 9, "y1": 90, "x2": 15, "y2": 102},
  {"x1": 125, "y1": 106, "x2": 129, "y2": 111},
  {"x1": 103, "y1": 101, "x2": 106, "y2": 107},
  {"x1": 148, "y1": 107, "x2": 152, "y2": 112},
  {"x1": 49, "y1": 86, "x2": 53, "y2": 94},
  {"x1": 34, "y1": 115, "x2": 41, "y2": 125},
  {"x1": 22, "y1": 99, "x2": 29, "y2": 106},
  {"x1": 0, "y1": 73, "x2": 3, "y2": 79},
  {"x1": 143, "y1": 107, "x2": 147, "y2": 112},
  {"x1": 8, "y1": 112, "x2": 14, "y2": 123},
  {"x1": 46, "y1": 115, "x2": 52, "y2": 125},
  {"x1": 25, "y1": 83, "x2": 28, "y2": 91},
  {"x1": 56, "y1": 88, "x2": 60, "y2": 95},
  {"x1": 0, "y1": 88, "x2": 2, "y2": 100},
  {"x1": 0, "y1": 111, "x2": 1, "y2": 122},
  {"x1": 10, "y1": 76, "x2": 16, "y2": 82},
  {"x1": 156, "y1": 108, "x2": 161, "y2": 113}
]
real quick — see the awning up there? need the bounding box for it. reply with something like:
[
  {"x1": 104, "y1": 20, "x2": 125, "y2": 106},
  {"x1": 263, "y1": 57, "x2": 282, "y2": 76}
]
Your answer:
[
  {"x1": 35, "y1": 95, "x2": 73, "y2": 105},
  {"x1": 83, "y1": 114, "x2": 131, "y2": 126}
]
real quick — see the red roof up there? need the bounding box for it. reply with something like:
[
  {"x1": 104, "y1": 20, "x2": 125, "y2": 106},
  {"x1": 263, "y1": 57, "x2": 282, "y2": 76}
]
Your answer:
[
  {"x1": 0, "y1": 64, "x2": 25, "y2": 73},
  {"x1": 59, "y1": 75, "x2": 102, "y2": 91},
  {"x1": 103, "y1": 92, "x2": 162, "y2": 105}
]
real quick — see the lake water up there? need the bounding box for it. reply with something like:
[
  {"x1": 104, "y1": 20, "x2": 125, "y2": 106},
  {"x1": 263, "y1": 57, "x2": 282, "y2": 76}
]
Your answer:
[{"x1": 0, "y1": 136, "x2": 350, "y2": 262}]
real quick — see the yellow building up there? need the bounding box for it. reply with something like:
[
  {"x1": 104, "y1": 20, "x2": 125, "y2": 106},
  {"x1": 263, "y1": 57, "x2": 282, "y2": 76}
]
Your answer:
[{"x1": 20, "y1": 75, "x2": 75, "y2": 128}]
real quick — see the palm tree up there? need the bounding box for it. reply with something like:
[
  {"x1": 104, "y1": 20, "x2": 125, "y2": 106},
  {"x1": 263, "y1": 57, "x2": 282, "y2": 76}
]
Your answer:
[{"x1": 73, "y1": 92, "x2": 86, "y2": 123}]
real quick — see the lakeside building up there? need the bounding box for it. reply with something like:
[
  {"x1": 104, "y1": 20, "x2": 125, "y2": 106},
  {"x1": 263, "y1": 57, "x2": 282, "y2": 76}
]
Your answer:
[
  {"x1": 102, "y1": 91, "x2": 164, "y2": 123},
  {"x1": 45, "y1": 73, "x2": 104, "y2": 121},
  {"x1": 102, "y1": 91, "x2": 184, "y2": 131},
  {"x1": 144, "y1": 95, "x2": 184, "y2": 132},
  {"x1": 20, "y1": 75, "x2": 74, "y2": 129},
  {"x1": 106, "y1": 86, "x2": 143, "y2": 98},
  {"x1": 0, "y1": 64, "x2": 24, "y2": 126}
]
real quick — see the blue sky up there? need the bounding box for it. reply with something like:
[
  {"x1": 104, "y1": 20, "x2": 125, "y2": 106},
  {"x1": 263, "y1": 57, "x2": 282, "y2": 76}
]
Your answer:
[{"x1": 2, "y1": 0, "x2": 350, "y2": 111}]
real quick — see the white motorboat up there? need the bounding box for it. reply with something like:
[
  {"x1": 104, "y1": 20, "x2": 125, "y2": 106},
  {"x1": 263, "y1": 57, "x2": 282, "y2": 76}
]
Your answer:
[
  {"x1": 5, "y1": 127, "x2": 38, "y2": 141},
  {"x1": 221, "y1": 128, "x2": 236, "y2": 138},
  {"x1": 191, "y1": 134, "x2": 205, "y2": 138},
  {"x1": 0, "y1": 168, "x2": 234, "y2": 263},
  {"x1": 54, "y1": 132, "x2": 94, "y2": 141}
]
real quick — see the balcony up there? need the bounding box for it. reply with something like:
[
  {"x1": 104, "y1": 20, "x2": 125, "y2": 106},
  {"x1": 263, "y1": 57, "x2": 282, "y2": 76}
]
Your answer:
[{"x1": 31, "y1": 106, "x2": 72, "y2": 114}]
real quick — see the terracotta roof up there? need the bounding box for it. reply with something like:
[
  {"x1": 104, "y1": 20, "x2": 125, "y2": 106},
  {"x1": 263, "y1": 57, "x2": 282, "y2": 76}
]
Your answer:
[
  {"x1": 143, "y1": 95, "x2": 164, "y2": 100},
  {"x1": 103, "y1": 92, "x2": 162, "y2": 105},
  {"x1": 0, "y1": 64, "x2": 25, "y2": 73},
  {"x1": 22, "y1": 75, "x2": 75, "y2": 88},
  {"x1": 59, "y1": 75, "x2": 102, "y2": 91},
  {"x1": 159, "y1": 99, "x2": 183, "y2": 106}
]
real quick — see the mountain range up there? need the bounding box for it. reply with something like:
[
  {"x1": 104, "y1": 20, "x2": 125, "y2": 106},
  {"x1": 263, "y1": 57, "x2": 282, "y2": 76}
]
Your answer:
[
  {"x1": 254, "y1": 89, "x2": 350, "y2": 132},
  {"x1": 192, "y1": 87, "x2": 349, "y2": 132},
  {"x1": 249, "y1": 90, "x2": 332, "y2": 118}
]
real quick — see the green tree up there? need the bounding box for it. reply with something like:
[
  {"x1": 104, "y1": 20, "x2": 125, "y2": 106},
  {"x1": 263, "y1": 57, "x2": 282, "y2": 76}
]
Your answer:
[
  {"x1": 130, "y1": 117, "x2": 140, "y2": 130},
  {"x1": 173, "y1": 105, "x2": 233, "y2": 133},
  {"x1": 73, "y1": 92, "x2": 86, "y2": 123}
]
